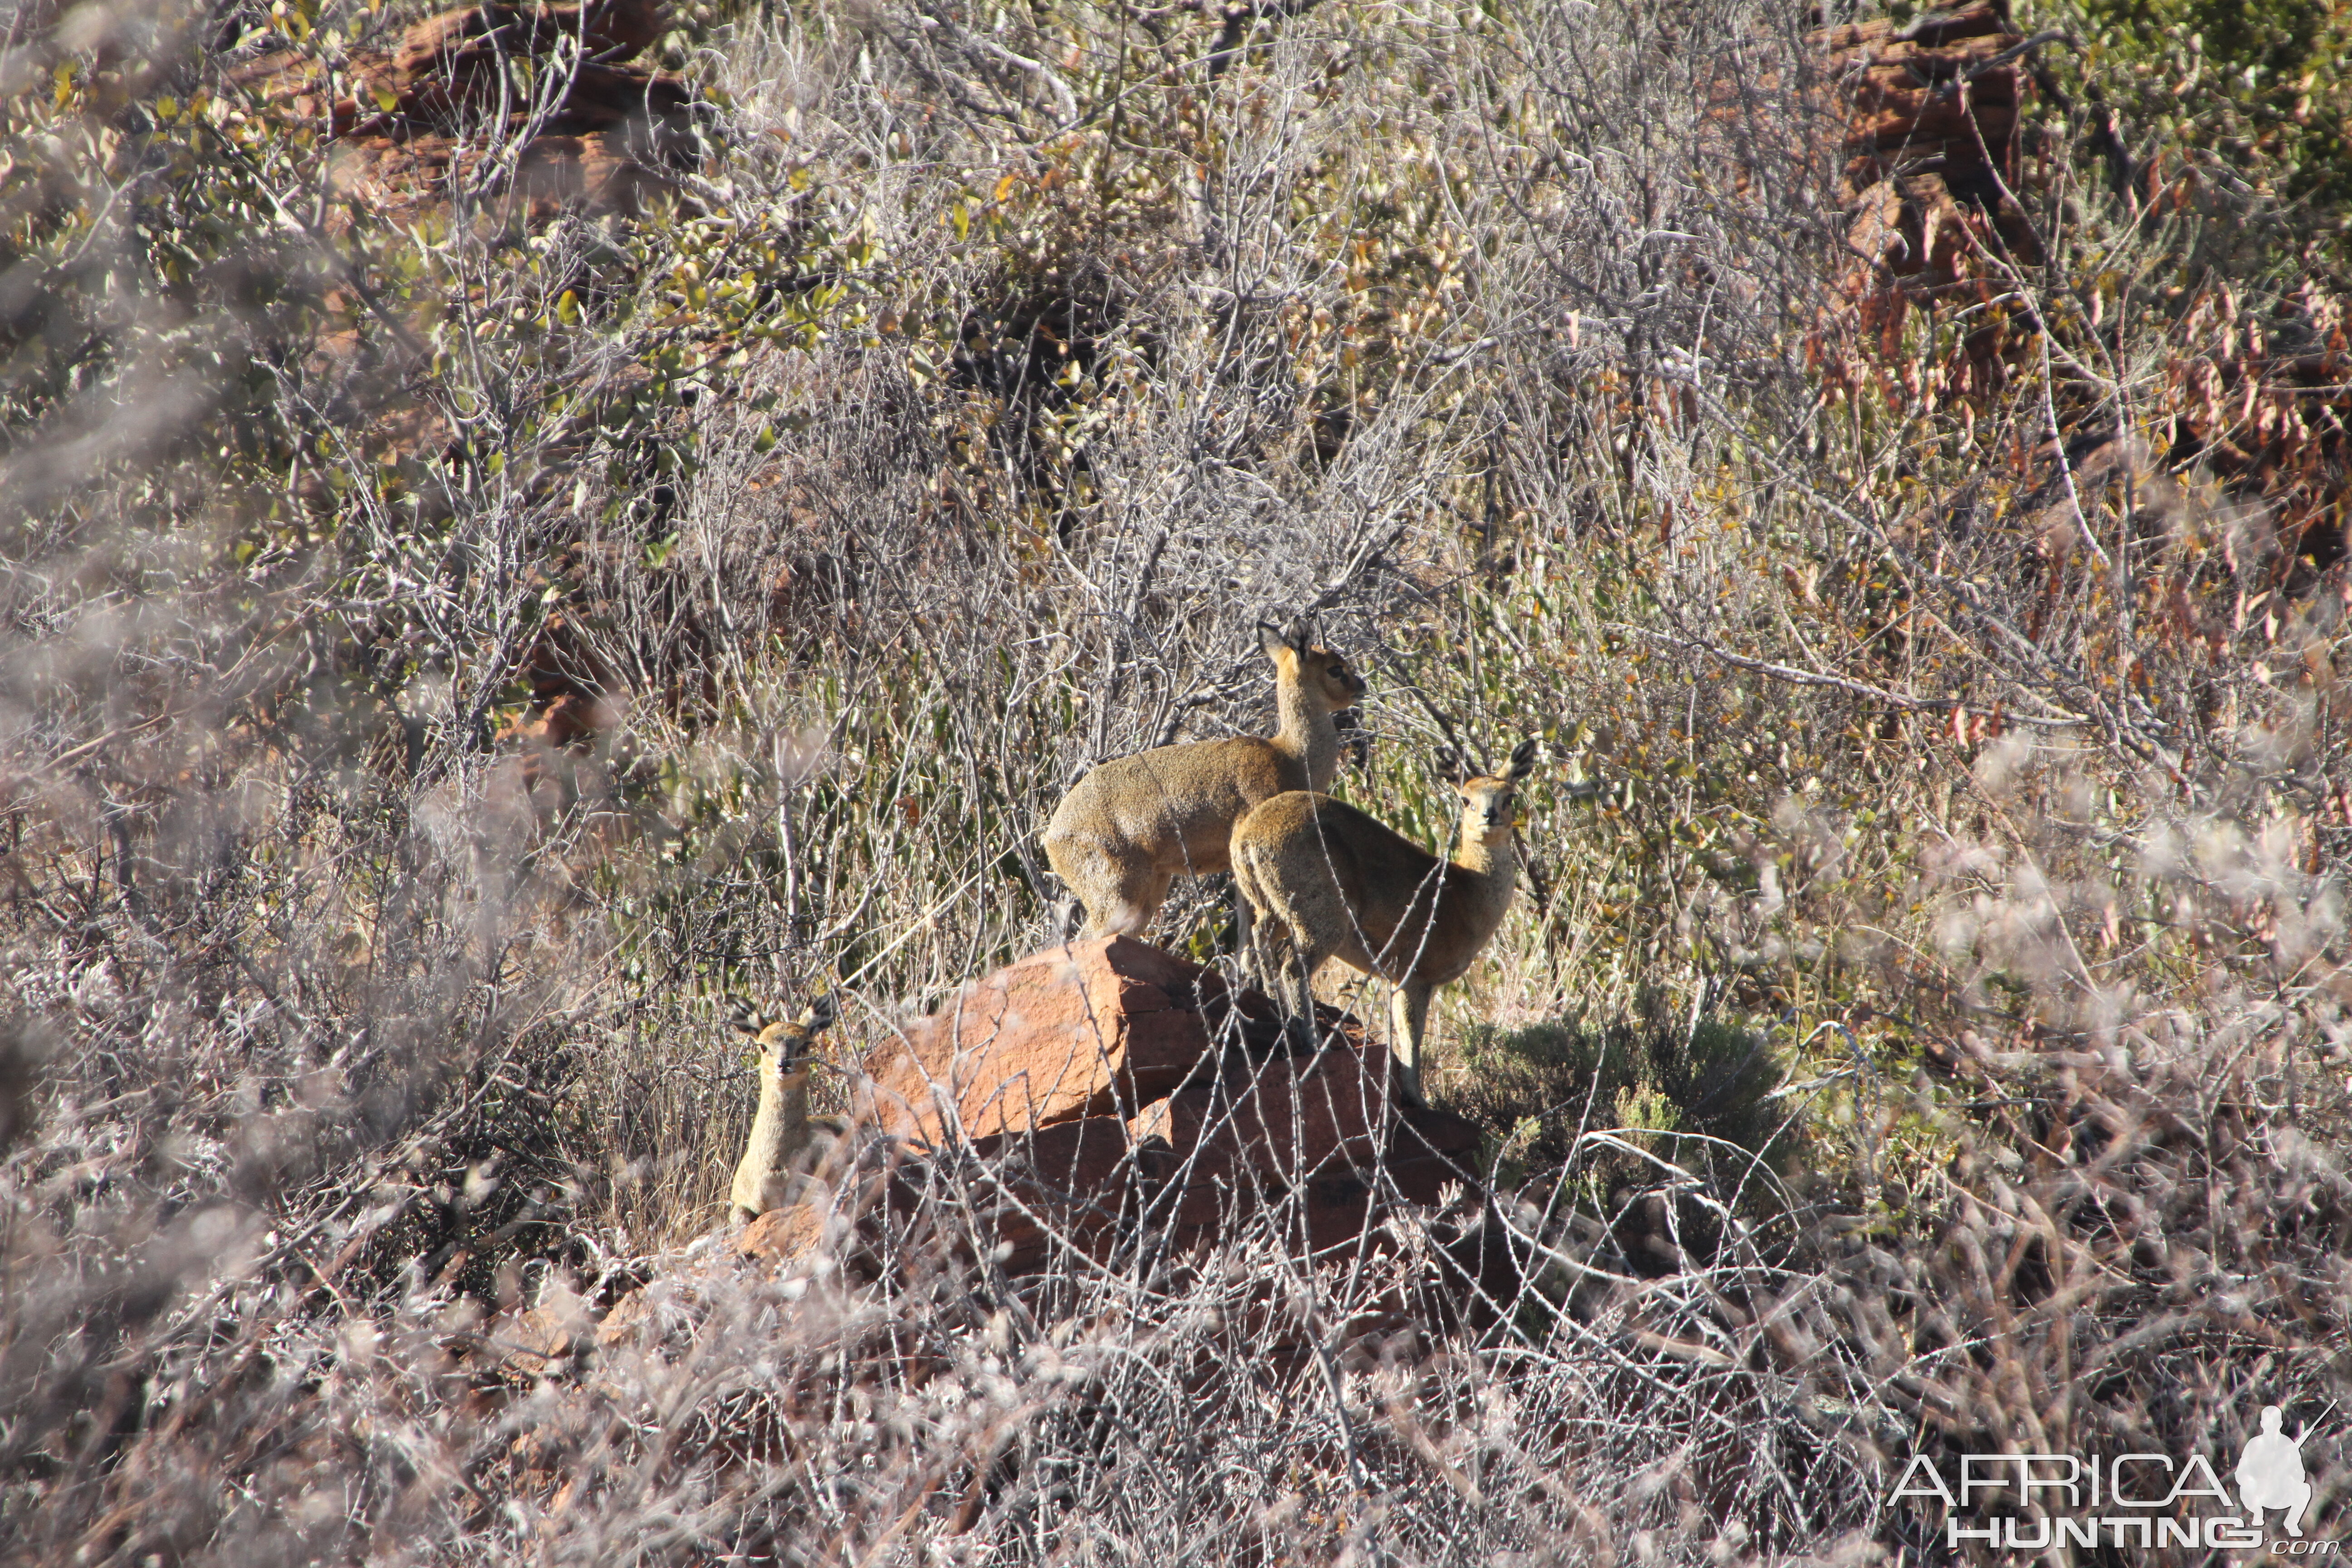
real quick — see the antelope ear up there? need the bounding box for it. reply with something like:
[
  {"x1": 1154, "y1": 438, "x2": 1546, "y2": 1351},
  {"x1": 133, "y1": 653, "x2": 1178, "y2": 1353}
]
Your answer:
[
  {"x1": 1506, "y1": 738, "x2": 1542, "y2": 779},
  {"x1": 1434, "y1": 746, "x2": 1468, "y2": 784},
  {"x1": 1257, "y1": 621, "x2": 1289, "y2": 659},
  {"x1": 1284, "y1": 615, "x2": 1314, "y2": 652},
  {"x1": 728, "y1": 997, "x2": 763, "y2": 1038},
  {"x1": 797, "y1": 994, "x2": 838, "y2": 1033}
]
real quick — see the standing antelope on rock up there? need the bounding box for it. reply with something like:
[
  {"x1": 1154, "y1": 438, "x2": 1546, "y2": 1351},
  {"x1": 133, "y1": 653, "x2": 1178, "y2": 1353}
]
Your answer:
[
  {"x1": 1043, "y1": 617, "x2": 1368, "y2": 937},
  {"x1": 1231, "y1": 739, "x2": 1541, "y2": 1108},
  {"x1": 728, "y1": 996, "x2": 848, "y2": 1225}
]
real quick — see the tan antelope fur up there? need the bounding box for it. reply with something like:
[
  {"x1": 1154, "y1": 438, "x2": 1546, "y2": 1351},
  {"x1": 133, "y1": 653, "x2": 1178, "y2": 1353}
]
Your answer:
[
  {"x1": 1043, "y1": 617, "x2": 1367, "y2": 937},
  {"x1": 1231, "y1": 739, "x2": 1540, "y2": 1108},
  {"x1": 728, "y1": 996, "x2": 849, "y2": 1225}
]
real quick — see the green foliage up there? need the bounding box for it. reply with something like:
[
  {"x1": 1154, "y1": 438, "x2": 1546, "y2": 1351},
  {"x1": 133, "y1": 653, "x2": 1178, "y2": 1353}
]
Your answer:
[
  {"x1": 1452, "y1": 1013, "x2": 1793, "y2": 1191},
  {"x1": 2027, "y1": 0, "x2": 2352, "y2": 252}
]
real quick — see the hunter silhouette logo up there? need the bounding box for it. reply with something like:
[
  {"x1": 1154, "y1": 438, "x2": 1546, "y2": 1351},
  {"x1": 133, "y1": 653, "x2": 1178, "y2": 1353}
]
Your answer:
[{"x1": 2241, "y1": 1406, "x2": 2313, "y2": 1539}]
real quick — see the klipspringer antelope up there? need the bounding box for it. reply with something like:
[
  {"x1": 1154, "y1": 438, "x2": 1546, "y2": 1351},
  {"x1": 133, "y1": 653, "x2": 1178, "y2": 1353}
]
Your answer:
[
  {"x1": 1042, "y1": 617, "x2": 1367, "y2": 937},
  {"x1": 1230, "y1": 739, "x2": 1540, "y2": 1108},
  {"x1": 728, "y1": 996, "x2": 849, "y2": 1225}
]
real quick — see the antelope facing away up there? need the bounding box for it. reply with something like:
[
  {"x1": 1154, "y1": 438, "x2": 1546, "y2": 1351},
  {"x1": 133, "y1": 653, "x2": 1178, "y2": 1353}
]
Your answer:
[
  {"x1": 1043, "y1": 617, "x2": 1367, "y2": 937},
  {"x1": 1230, "y1": 739, "x2": 1540, "y2": 1108},
  {"x1": 728, "y1": 996, "x2": 848, "y2": 1225}
]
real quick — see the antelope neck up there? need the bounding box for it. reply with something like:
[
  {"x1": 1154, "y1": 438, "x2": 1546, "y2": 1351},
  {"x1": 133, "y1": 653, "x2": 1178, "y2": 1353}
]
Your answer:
[
  {"x1": 1453, "y1": 820, "x2": 1514, "y2": 878},
  {"x1": 1271, "y1": 668, "x2": 1340, "y2": 786}
]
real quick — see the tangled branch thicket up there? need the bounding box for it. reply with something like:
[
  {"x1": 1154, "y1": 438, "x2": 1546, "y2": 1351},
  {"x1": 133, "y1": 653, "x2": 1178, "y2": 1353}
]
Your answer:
[{"x1": 3, "y1": 0, "x2": 2349, "y2": 1558}]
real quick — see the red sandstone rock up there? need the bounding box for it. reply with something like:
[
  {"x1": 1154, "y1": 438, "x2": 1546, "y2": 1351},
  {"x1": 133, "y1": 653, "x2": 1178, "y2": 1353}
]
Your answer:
[
  {"x1": 966, "y1": 1117, "x2": 1142, "y2": 1274},
  {"x1": 230, "y1": 0, "x2": 697, "y2": 230},
  {"x1": 1133, "y1": 1061, "x2": 1486, "y2": 1259},
  {"x1": 737, "y1": 1116, "x2": 1142, "y2": 1276},
  {"x1": 1137, "y1": 1147, "x2": 1477, "y2": 1263},
  {"x1": 495, "y1": 1275, "x2": 598, "y2": 1381},
  {"x1": 726, "y1": 938, "x2": 1492, "y2": 1284},
  {"x1": 1130, "y1": 1045, "x2": 1389, "y2": 1181},
  {"x1": 1388, "y1": 1103, "x2": 1484, "y2": 1162},
  {"x1": 1815, "y1": 0, "x2": 2044, "y2": 292},
  {"x1": 738, "y1": 1198, "x2": 830, "y2": 1264},
  {"x1": 394, "y1": 0, "x2": 667, "y2": 83},
  {"x1": 858, "y1": 937, "x2": 1224, "y2": 1143},
  {"x1": 1820, "y1": 0, "x2": 2024, "y2": 193}
]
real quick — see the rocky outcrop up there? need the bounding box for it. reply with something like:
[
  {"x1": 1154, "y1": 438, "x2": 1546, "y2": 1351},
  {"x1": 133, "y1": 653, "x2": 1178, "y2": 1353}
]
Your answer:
[
  {"x1": 856, "y1": 938, "x2": 1228, "y2": 1143},
  {"x1": 230, "y1": 0, "x2": 703, "y2": 230},
  {"x1": 1133, "y1": 1056, "x2": 1485, "y2": 1260},
  {"x1": 736, "y1": 936, "x2": 1501, "y2": 1283},
  {"x1": 1817, "y1": 4, "x2": 2352, "y2": 572},
  {"x1": 1824, "y1": 2, "x2": 2029, "y2": 201},
  {"x1": 1824, "y1": 1, "x2": 2042, "y2": 287},
  {"x1": 487, "y1": 996, "x2": 1527, "y2": 1480}
]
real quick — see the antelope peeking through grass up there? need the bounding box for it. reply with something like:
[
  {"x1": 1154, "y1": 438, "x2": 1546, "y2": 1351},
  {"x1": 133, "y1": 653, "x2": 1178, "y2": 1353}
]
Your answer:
[
  {"x1": 1231, "y1": 739, "x2": 1541, "y2": 1108},
  {"x1": 727, "y1": 996, "x2": 848, "y2": 1225},
  {"x1": 1043, "y1": 617, "x2": 1367, "y2": 937}
]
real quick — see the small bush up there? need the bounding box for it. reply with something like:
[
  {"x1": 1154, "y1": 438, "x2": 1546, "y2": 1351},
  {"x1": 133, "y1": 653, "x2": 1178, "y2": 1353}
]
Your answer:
[{"x1": 1451, "y1": 1013, "x2": 1795, "y2": 1196}]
